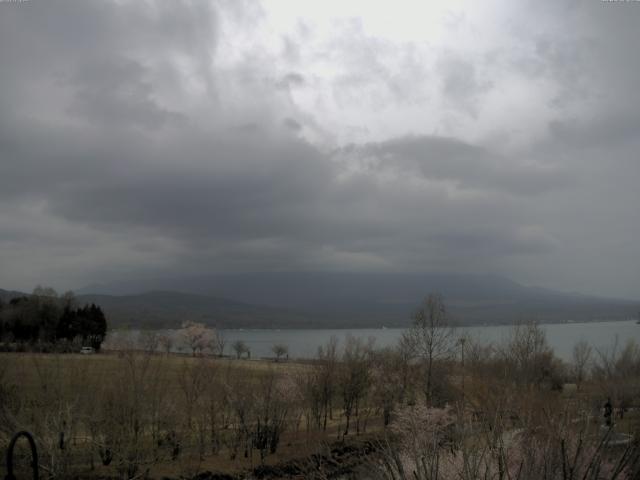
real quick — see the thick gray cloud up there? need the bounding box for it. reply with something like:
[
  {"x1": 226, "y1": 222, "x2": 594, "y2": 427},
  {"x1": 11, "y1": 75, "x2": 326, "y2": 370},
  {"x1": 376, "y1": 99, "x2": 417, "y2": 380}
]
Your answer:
[
  {"x1": 0, "y1": 0, "x2": 639, "y2": 299},
  {"x1": 348, "y1": 136, "x2": 571, "y2": 196}
]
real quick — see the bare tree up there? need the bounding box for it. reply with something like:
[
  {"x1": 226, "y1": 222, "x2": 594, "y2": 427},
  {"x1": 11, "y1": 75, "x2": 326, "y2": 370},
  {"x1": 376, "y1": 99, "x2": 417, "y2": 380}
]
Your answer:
[
  {"x1": 500, "y1": 321, "x2": 556, "y2": 386},
  {"x1": 177, "y1": 359, "x2": 208, "y2": 434},
  {"x1": 32, "y1": 285, "x2": 58, "y2": 298},
  {"x1": 232, "y1": 340, "x2": 249, "y2": 359},
  {"x1": 572, "y1": 339, "x2": 592, "y2": 386},
  {"x1": 272, "y1": 343, "x2": 289, "y2": 362},
  {"x1": 339, "y1": 335, "x2": 373, "y2": 436},
  {"x1": 138, "y1": 331, "x2": 159, "y2": 353},
  {"x1": 316, "y1": 336, "x2": 339, "y2": 431},
  {"x1": 371, "y1": 347, "x2": 408, "y2": 426},
  {"x1": 252, "y1": 370, "x2": 294, "y2": 461},
  {"x1": 60, "y1": 290, "x2": 77, "y2": 310},
  {"x1": 395, "y1": 334, "x2": 417, "y2": 405},
  {"x1": 215, "y1": 330, "x2": 226, "y2": 357},
  {"x1": 614, "y1": 339, "x2": 640, "y2": 378},
  {"x1": 223, "y1": 370, "x2": 255, "y2": 460},
  {"x1": 592, "y1": 336, "x2": 620, "y2": 381},
  {"x1": 593, "y1": 337, "x2": 640, "y2": 417},
  {"x1": 403, "y1": 293, "x2": 455, "y2": 405},
  {"x1": 158, "y1": 334, "x2": 174, "y2": 355}
]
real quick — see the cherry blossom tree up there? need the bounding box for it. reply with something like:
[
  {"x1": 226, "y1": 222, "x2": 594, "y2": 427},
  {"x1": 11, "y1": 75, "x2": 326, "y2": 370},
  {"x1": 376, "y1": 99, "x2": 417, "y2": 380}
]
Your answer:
[{"x1": 179, "y1": 321, "x2": 217, "y2": 356}]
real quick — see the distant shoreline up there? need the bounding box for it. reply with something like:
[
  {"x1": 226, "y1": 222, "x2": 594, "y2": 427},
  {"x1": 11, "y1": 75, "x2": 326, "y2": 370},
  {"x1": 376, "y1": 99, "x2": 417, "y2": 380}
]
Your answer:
[{"x1": 110, "y1": 317, "x2": 638, "y2": 332}]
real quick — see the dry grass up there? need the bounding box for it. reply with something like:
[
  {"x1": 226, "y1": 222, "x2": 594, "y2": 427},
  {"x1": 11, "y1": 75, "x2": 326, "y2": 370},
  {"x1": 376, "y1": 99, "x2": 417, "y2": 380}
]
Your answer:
[
  {"x1": 0, "y1": 352, "x2": 309, "y2": 394},
  {"x1": 0, "y1": 351, "x2": 365, "y2": 479}
]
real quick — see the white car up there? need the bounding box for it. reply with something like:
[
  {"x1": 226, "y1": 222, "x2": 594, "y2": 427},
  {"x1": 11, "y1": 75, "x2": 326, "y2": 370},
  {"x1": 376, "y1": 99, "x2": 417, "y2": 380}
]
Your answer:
[{"x1": 80, "y1": 346, "x2": 95, "y2": 355}]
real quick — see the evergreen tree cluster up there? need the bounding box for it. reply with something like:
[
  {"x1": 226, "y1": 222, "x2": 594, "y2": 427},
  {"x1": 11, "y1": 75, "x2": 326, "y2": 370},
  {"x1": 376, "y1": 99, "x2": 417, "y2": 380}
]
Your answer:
[
  {"x1": 56, "y1": 304, "x2": 108, "y2": 350},
  {"x1": 0, "y1": 287, "x2": 107, "y2": 350}
]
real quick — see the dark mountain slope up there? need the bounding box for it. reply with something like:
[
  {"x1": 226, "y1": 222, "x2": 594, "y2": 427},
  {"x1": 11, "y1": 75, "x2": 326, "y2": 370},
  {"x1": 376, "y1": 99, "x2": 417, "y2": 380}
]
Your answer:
[
  {"x1": 75, "y1": 272, "x2": 640, "y2": 327},
  {"x1": 75, "y1": 290, "x2": 311, "y2": 328}
]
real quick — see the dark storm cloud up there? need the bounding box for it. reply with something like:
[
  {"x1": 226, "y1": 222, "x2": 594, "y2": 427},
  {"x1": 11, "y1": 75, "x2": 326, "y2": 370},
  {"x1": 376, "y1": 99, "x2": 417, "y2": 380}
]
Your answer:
[
  {"x1": 68, "y1": 58, "x2": 186, "y2": 129},
  {"x1": 0, "y1": 0, "x2": 639, "y2": 297},
  {"x1": 547, "y1": 112, "x2": 640, "y2": 152},
  {"x1": 282, "y1": 118, "x2": 303, "y2": 131},
  {"x1": 350, "y1": 136, "x2": 570, "y2": 196},
  {"x1": 46, "y1": 131, "x2": 333, "y2": 240}
]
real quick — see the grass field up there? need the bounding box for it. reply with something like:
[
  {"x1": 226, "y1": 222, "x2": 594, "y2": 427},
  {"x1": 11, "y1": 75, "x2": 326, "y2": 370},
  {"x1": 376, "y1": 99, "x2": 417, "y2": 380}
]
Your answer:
[
  {"x1": 1, "y1": 351, "x2": 311, "y2": 391},
  {"x1": 0, "y1": 351, "x2": 380, "y2": 479}
]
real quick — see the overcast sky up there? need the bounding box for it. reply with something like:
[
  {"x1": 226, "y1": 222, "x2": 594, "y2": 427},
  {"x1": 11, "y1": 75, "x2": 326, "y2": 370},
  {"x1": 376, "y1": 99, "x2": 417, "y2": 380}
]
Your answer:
[{"x1": 1, "y1": 0, "x2": 639, "y2": 298}]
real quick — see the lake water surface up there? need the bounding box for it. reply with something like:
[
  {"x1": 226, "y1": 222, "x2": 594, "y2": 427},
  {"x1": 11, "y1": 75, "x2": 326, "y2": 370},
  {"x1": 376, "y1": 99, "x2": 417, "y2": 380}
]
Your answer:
[{"x1": 107, "y1": 320, "x2": 640, "y2": 362}]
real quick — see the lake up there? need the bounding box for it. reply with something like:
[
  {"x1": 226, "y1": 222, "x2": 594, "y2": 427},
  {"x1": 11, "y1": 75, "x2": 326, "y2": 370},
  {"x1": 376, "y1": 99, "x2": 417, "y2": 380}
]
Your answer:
[{"x1": 106, "y1": 320, "x2": 640, "y2": 362}]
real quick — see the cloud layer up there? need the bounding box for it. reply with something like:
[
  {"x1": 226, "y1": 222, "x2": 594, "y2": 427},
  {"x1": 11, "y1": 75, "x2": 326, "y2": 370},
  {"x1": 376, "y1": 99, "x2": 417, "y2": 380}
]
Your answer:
[{"x1": 1, "y1": 0, "x2": 639, "y2": 298}]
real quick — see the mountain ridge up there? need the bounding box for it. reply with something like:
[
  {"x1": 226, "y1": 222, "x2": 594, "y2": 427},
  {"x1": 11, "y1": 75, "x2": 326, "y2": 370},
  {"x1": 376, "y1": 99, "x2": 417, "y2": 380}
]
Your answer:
[
  {"x1": 4, "y1": 273, "x2": 639, "y2": 329},
  {"x1": 74, "y1": 272, "x2": 639, "y2": 327}
]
